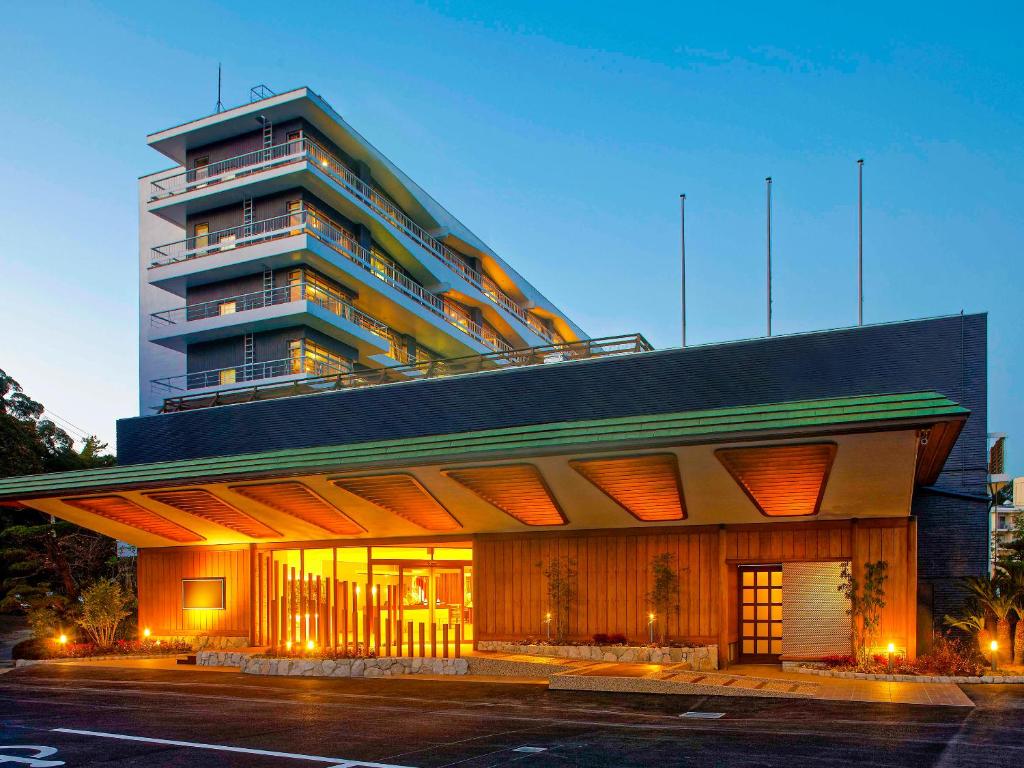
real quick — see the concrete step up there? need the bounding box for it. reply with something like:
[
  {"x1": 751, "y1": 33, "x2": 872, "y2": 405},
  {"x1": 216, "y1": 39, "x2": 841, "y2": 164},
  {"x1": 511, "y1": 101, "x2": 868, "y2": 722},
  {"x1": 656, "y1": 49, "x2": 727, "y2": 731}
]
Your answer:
[{"x1": 176, "y1": 654, "x2": 197, "y2": 665}]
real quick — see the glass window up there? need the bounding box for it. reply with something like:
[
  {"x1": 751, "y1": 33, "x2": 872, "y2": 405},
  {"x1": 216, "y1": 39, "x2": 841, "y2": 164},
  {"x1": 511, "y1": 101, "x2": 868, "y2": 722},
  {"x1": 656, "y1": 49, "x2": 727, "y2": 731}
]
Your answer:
[{"x1": 193, "y1": 222, "x2": 209, "y2": 250}]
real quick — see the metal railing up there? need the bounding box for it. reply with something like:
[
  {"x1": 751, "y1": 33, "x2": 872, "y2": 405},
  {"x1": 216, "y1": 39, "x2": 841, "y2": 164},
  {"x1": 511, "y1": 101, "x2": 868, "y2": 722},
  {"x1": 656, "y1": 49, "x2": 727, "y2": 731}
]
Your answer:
[
  {"x1": 156, "y1": 333, "x2": 654, "y2": 413},
  {"x1": 154, "y1": 355, "x2": 353, "y2": 394},
  {"x1": 151, "y1": 281, "x2": 415, "y2": 363},
  {"x1": 147, "y1": 136, "x2": 554, "y2": 341},
  {"x1": 149, "y1": 208, "x2": 514, "y2": 353}
]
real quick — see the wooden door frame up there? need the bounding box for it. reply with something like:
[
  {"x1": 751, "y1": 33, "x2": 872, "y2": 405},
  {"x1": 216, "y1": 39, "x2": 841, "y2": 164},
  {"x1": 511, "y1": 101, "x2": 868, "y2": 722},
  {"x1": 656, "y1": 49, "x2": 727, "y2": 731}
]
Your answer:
[{"x1": 737, "y1": 564, "x2": 783, "y2": 663}]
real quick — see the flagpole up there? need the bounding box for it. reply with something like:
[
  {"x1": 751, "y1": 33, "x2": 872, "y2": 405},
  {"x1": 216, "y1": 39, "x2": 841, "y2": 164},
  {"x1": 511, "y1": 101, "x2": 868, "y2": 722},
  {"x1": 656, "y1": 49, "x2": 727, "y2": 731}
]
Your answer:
[
  {"x1": 858, "y1": 159, "x2": 864, "y2": 325},
  {"x1": 680, "y1": 193, "x2": 686, "y2": 347},
  {"x1": 766, "y1": 176, "x2": 773, "y2": 337}
]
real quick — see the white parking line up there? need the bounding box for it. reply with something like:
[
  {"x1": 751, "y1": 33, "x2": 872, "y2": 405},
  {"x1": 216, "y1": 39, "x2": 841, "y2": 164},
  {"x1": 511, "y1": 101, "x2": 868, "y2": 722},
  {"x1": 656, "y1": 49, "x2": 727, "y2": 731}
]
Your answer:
[{"x1": 51, "y1": 728, "x2": 415, "y2": 768}]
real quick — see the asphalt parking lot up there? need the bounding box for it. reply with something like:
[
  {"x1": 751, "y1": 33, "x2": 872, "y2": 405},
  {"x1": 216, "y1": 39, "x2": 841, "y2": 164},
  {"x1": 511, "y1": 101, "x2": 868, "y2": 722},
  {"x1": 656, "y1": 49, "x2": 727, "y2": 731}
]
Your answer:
[{"x1": 0, "y1": 665, "x2": 1021, "y2": 767}]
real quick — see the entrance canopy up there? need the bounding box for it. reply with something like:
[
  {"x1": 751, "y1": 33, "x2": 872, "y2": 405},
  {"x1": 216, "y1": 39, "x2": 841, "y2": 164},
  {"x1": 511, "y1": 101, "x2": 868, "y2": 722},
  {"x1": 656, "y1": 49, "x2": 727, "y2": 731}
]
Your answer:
[{"x1": 0, "y1": 392, "x2": 966, "y2": 547}]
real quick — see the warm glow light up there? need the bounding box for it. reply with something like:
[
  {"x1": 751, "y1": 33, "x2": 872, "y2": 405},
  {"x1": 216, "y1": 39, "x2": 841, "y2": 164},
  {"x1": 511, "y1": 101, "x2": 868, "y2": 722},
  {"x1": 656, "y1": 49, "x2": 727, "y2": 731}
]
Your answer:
[
  {"x1": 545, "y1": 612, "x2": 551, "y2": 622},
  {"x1": 57, "y1": 634, "x2": 67, "y2": 645},
  {"x1": 143, "y1": 628, "x2": 151, "y2": 638},
  {"x1": 887, "y1": 643, "x2": 895, "y2": 654},
  {"x1": 285, "y1": 641, "x2": 293, "y2": 650},
  {"x1": 306, "y1": 640, "x2": 315, "y2": 651},
  {"x1": 355, "y1": 586, "x2": 361, "y2": 595},
  {"x1": 155, "y1": 640, "x2": 161, "y2": 646},
  {"x1": 991, "y1": 640, "x2": 999, "y2": 652},
  {"x1": 371, "y1": 585, "x2": 377, "y2": 596},
  {"x1": 648, "y1": 612, "x2": 656, "y2": 623},
  {"x1": 321, "y1": 159, "x2": 328, "y2": 166}
]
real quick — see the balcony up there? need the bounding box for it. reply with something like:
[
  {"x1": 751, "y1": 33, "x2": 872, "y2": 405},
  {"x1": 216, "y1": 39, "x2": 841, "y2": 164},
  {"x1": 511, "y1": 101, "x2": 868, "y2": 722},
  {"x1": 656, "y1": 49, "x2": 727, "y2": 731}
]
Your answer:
[
  {"x1": 149, "y1": 208, "x2": 513, "y2": 354},
  {"x1": 151, "y1": 281, "x2": 422, "y2": 364},
  {"x1": 148, "y1": 137, "x2": 554, "y2": 342},
  {"x1": 153, "y1": 354, "x2": 352, "y2": 395},
  {"x1": 155, "y1": 334, "x2": 653, "y2": 413}
]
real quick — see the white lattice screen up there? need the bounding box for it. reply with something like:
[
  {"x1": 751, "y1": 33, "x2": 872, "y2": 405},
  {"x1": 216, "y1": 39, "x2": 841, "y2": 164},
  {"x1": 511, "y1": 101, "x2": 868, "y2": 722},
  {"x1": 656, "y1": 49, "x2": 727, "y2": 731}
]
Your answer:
[{"x1": 781, "y1": 561, "x2": 852, "y2": 658}]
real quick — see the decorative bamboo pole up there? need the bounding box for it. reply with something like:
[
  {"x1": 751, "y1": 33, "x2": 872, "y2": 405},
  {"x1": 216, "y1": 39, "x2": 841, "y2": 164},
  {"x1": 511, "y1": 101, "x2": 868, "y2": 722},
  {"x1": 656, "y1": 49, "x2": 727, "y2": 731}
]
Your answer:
[
  {"x1": 289, "y1": 566, "x2": 297, "y2": 645},
  {"x1": 418, "y1": 623, "x2": 425, "y2": 658},
  {"x1": 340, "y1": 581, "x2": 348, "y2": 652},
  {"x1": 455, "y1": 624, "x2": 461, "y2": 658},
  {"x1": 374, "y1": 584, "x2": 382, "y2": 656},
  {"x1": 431, "y1": 622, "x2": 437, "y2": 658},
  {"x1": 407, "y1": 621, "x2": 414, "y2": 657},
  {"x1": 363, "y1": 582, "x2": 371, "y2": 653},
  {"x1": 443, "y1": 624, "x2": 449, "y2": 659}
]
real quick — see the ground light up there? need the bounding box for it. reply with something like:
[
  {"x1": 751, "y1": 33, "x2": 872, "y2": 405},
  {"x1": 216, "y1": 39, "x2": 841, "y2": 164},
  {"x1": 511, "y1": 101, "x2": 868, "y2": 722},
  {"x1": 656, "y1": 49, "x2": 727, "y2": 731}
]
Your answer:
[
  {"x1": 990, "y1": 640, "x2": 999, "y2": 672},
  {"x1": 143, "y1": 627, "x2": 151, "y2": 638},
  {"x1": 648, "y1": 613, "x2": 656, "y2": 644},
  {"x1": 306, "y1": 640, "x2": 315, "y2": 651},
  {"x1": 56, "y1": 634, "x2": 67, "y2": 646},
  {"x1": 887, "y1": 642, "x2": 895, "y2": 672},
  {"x1": 544, "y1": 612, "x2": 552, "y2": 641}
]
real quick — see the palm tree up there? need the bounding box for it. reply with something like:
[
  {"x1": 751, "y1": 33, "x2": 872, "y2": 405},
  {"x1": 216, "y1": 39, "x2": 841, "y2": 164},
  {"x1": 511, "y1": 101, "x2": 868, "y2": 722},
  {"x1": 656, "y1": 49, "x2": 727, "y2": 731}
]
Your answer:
[
  {"x1": 961, "y1": 575, "x2": 1015, "y2": 656},
  {"x1": 944, "y1": 597, "x2": 989, "y2": 648},
  {"x1": 995, "y1": 562, "x2": 1024, "y2": 665}
]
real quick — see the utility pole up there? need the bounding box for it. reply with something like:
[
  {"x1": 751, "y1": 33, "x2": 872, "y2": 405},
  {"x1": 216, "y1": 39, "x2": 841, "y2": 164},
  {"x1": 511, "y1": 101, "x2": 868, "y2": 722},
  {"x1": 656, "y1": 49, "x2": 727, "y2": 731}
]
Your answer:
[
  {"x1": 766, "y1": 176, "x2": 773, "y2": 337},
  {"x1": 858, "y1": 159, "x2": 864, "y2": 325},
  {"x1": 680, "y1": 193, "x2": 686, "y2": 347}
]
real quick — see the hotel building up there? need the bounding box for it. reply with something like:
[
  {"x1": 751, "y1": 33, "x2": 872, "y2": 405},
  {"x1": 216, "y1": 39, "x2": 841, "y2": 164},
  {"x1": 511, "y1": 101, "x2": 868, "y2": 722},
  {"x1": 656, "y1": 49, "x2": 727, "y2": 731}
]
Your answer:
[{"x1": 0, "y1": 87, "x2": 990, "y2": 666}]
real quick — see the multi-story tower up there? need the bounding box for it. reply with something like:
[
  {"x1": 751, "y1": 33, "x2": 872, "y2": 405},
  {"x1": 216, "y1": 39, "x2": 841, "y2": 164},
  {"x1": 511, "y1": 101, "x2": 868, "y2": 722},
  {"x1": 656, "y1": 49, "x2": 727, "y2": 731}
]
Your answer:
[{"x1": 139, "y1": 86, "x2": 586, "y2": 415}]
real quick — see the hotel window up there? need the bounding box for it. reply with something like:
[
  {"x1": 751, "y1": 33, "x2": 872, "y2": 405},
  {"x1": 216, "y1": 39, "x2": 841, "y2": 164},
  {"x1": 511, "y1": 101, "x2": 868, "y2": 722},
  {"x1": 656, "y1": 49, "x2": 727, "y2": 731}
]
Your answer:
[
  {"x1": 218, "y1": 300, "x2": 237, "y2": 316},
  {"x1": 193, "y1": 222, "x2": 209, "y2": 251},
  {"x1": 219, "y1": 368, "x2": 237, "y2": 385},
  {"x1": 287, "y1": 269, "x2": 348, "y2": 313},
  {"x1": 192, "y1": 155, "x2": 210, "y2": 184},
  {"x1": 287, "y1": 199, "x2": 302, "y2": 234},
  {"x1": 288, "y1": 338, "x2": 351, "y2": 377},
  {"x1": 286, "y1": 129, "x2": 302, "y2": 153}
]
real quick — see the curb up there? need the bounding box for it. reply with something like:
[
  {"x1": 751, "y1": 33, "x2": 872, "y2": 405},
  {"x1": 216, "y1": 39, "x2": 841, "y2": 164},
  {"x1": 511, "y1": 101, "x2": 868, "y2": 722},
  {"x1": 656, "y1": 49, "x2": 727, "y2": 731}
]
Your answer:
[{"x1": 794, "y1": 666, "x2": 1024, "y2": 684}]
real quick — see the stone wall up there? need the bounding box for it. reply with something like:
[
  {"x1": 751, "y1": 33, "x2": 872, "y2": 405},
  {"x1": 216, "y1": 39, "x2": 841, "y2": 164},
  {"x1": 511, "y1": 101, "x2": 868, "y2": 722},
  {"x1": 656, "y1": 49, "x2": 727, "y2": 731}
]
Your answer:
[
  {"x1": 196, "y1": 650, "x2": 469, "y2": 677},
  {"x1": 476, "y1": 641, "x2": 718, "y2": 670}
]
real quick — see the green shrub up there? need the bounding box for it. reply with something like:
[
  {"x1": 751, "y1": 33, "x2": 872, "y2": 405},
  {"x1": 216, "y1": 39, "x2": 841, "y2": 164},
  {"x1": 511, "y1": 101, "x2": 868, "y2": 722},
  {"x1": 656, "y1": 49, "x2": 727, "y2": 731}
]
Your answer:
[{"x1": 76, "y1": 580, "x2": 132, "y2": 648}]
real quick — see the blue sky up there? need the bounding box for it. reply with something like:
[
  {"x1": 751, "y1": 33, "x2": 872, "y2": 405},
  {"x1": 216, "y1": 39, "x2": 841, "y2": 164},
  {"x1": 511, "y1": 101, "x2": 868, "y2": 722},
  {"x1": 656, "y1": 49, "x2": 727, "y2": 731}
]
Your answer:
[{"x1": 1, "y1": 1, "x2": 1021, "y2": 472}]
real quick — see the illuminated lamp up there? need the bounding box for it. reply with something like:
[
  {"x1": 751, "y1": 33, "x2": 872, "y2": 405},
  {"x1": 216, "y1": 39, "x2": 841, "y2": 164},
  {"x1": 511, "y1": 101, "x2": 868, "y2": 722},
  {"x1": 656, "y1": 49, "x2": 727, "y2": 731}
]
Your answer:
[
  {"x1": 143, "y1": 628, "x2": 151, "y2": 638},
  {"x1": 306, "y1": 640, "x2": 315, "y2": 651},
  {"x1": 991, "y1": 640, "x2": 999, "y2": 672},
  {"x1": 57, "y1": 634, "x2": 68, "y2": 645}
]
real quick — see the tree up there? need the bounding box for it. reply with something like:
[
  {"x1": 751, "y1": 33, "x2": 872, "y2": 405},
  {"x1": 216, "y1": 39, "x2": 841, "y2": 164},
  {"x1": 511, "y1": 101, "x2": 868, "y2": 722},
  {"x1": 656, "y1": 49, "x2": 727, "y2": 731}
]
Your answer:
[
  {"x1": 76, "y1": 580, "x2": 132, "y2": 647},
  {"x1": 0, "y1": 369, "x2": 117, "y2": 622},
  {"x1": 961, "y1": 575, "x2": 1016, "y2": 656},
  {"x1": 997, "y1": 562, "x2": 1024, "y2": 664},
  {"x1": 541, "y1": 556, "x2": 577, "y2": 643},
  {"x1": 839, "y1": 560, "x2": 888, "y2": 663},
  {"x1": 647, "y1": 552, "x2": 680, "y2": 644}
]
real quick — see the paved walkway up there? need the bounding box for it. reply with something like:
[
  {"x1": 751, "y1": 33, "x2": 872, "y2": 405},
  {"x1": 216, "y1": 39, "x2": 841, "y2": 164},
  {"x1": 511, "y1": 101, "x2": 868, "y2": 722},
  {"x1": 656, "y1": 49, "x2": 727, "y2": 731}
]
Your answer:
[
  {"x1": 22, "y1": 648, "x2": 975, "y2": 706},
  {"x1": 545, "y1": 659, "x2": 973, "y2": 706}
]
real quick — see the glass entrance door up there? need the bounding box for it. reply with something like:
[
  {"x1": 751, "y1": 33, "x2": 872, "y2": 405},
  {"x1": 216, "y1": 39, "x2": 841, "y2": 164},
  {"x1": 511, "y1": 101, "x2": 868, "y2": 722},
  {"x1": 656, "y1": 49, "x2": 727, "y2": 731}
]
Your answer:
[{"x1": 739, "y1": 565, "x2": 783, "y2": 661}]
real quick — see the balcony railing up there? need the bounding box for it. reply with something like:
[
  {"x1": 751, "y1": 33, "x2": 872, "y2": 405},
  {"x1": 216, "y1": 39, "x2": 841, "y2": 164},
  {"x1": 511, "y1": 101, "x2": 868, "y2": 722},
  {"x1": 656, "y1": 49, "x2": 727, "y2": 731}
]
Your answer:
[
  {"x1": 154, "y1": 355, "x2": 353, "y2": 394},
  {"x1": 149, "y1": 208, "x2": 513, "y2": 354},
  {"x1": 151, "y1": 281, "x2": 417, "y2": 363},
  {"x1": 148, "y1": 136, "x2": 554, "y2": 341},
  {"x1": 156, "y1": 333, "x2": 654, "y2": 413}
]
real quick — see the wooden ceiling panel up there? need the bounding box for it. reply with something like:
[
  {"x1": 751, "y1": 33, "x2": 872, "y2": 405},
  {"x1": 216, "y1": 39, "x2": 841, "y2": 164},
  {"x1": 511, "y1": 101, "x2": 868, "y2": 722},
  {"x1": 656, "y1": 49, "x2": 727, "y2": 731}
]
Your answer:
[
  {"x1": 332, "y1": 475, "x2": 460, "y2": 532},
  {"x1": 442, "y1": 464, "x2": 566, "y2": 526},
  {"x1": 570, "y1": 454, "x2": 686, "y2": 521},
  {"x1": 230, "y1": 482, "x2": 364, "y2": 535},
  {"x1": 63, "y1": 495, "x2": 204, "y2": 543},
  {"x1": 716, "y1": 442, "x2": 837, "y2": 517},
  {"x1": 144, "y1": 489, "x2": 281, "y2": 539}
]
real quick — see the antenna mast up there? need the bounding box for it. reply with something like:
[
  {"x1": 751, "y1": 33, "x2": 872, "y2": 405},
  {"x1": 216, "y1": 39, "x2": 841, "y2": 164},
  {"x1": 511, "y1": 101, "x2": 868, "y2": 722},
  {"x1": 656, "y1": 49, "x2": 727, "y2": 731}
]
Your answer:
[{"x1": 216, "y1": 63, "x2": 224, "y2": 113}]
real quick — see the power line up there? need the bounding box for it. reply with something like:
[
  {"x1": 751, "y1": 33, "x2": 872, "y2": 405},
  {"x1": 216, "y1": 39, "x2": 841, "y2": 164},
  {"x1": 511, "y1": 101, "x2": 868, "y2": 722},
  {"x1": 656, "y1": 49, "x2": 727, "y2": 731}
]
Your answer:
[{"x1": 41, "y1": 409, "x2": 93, "y2": 440}]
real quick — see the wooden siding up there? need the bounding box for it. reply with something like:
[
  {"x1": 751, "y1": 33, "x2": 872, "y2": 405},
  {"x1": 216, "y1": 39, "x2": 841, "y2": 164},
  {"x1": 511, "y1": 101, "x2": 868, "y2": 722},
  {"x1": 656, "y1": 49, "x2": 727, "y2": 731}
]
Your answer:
[
  {"x1": 138, "y1": 547, "x2": 251, "y2": 638},
  {"x1": 475, "y1": 518, "x2": 915, "y2": 657}
]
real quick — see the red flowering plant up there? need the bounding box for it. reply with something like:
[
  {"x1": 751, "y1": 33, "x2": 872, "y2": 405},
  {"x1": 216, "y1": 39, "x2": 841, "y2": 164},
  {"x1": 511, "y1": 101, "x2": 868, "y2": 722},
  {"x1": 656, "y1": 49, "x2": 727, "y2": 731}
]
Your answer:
[{"x1": 52, "y1": 639, "x2": 191, "y2": 658}]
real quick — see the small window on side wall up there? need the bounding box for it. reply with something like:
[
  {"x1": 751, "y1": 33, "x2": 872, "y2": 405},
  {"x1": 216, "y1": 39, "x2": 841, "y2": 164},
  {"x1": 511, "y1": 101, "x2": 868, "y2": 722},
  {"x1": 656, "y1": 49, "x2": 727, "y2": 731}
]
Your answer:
[{"x1": 182, "y1": 578, "x2": 225, "y2": 610}]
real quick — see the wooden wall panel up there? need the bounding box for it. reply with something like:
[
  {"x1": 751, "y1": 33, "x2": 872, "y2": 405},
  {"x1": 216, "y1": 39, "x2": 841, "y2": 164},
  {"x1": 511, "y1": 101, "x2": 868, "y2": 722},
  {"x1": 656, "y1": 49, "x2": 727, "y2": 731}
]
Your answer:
[
  {"x1": 138, "y1": 546, "x2": 251, "y2": 638},
  {"x1": 475, "y1": 519, "x2": 912, "y2": 655}
]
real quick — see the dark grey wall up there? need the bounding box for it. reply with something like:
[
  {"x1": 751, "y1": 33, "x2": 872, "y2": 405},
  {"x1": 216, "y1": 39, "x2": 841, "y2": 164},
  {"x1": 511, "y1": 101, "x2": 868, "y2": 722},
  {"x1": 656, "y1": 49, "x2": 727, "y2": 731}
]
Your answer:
[{"x1": 186, "y1": 327, "x2": 357, "y2": 373}]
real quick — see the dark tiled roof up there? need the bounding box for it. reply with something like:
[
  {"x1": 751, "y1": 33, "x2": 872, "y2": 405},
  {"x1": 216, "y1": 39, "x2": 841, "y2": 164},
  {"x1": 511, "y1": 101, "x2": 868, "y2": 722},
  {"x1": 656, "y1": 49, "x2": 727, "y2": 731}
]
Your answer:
[{"x1": 119, "y1": 314, "x2": 986, "y2": 468}]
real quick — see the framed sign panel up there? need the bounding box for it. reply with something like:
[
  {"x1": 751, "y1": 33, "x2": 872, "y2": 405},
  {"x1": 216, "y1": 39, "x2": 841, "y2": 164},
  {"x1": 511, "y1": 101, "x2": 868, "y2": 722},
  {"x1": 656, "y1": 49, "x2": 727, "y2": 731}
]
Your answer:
[{"x1": 182, "y1": 577, "x2": 225, "y2": 610}]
